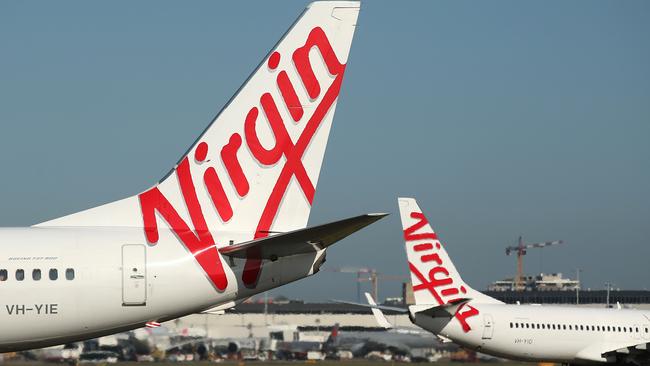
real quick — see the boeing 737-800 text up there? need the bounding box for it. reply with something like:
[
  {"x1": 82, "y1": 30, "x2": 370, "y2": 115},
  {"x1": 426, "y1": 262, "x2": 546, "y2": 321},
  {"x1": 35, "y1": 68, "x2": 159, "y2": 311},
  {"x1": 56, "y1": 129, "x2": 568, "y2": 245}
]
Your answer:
[{"x1": 0, "y1": 1, "x2": 387, "y2": 353}]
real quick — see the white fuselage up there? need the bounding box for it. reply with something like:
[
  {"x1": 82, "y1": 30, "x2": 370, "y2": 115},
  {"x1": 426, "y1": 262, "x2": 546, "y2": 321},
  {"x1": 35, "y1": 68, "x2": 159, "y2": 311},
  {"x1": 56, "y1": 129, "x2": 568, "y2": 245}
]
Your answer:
[
  {"x1": 415, "y1": 303, "x2": 650, "y2": 364},
  {"x1": 0, "y1": 227, "x2": 323, "y2": 352}
]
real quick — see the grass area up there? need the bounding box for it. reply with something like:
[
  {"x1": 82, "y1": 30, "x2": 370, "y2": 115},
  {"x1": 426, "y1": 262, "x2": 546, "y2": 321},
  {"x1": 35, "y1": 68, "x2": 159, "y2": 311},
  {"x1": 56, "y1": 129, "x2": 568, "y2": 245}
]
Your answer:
[
  {"x1": 210, "y1": 363, "x2": 535, "y2": 366},
  {"x1": 120, "y1": 363, "x2": 534, "y2": 366},
  {"x1": 0, "y1": 362, "x2": 537, "y2": 366}
]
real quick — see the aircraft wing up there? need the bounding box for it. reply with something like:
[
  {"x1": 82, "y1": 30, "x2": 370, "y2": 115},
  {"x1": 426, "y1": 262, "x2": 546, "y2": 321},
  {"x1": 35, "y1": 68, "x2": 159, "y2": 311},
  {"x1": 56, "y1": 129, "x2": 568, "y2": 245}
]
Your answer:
[
  {"x1": 572, "y1": 339, "x2": 650, "y2": 365},
  {"x1": 331, "y1": 299, "x2": 408, "y2": 313},
  {"x1": 598, "y1": 341, "x2": 650, "y2": 365},
  {"x1": 219, "y1": 213, "x2": 388, "y2": 259}
]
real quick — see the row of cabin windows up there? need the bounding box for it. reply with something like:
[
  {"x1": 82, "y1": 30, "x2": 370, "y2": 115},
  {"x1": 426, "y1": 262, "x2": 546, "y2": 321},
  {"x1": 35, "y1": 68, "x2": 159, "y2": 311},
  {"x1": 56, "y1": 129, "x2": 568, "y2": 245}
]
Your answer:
[
  {"x1": 0, "y1": 268, "x2": 75, "y2": 282},
  {"x1": 510, "y1": 322, "x2": 649, "y2": 334}
]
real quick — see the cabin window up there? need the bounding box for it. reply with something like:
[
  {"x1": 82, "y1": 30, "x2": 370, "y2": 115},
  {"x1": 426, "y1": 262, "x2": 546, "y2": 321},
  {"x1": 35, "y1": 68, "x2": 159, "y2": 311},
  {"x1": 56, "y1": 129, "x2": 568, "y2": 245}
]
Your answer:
[
  {"x1": 617, "y1": 327, "x2": 621, "y2": 332},
  {"x1": 526, "y1": 323, "x2": 530, "y2": 329},
  {"x1": 536, "y1": 324, "x2": 540, "y2": 329},
  {"x1": 510, "y1": 322, "x2": 513, "y2": 328},
  {"x1": 16, "y1": 269, "x2": 24, "y2": 281},
  {"x1": 32, "y1": 269, "x2": 41, "y2": 281},
  {"x1": 569, "y1": 325, "x2": 573, "y2": 330},
  {"x1": 563, "y1": 325, "x2": 567, "y2": 330},
  {"x1": 645, "y1": 328, "x2": 648, "y2": 333},
  {"x1": 0, "y1": 269, "x2": 7, "y2": 281},
  {"x1": 607, "y1": 326, "x2": 611, "y2": 331},
  {"x1": 597, "y1": 326, "x2": 600, "y2": 331},
  {"x1": 636, "y1": 327, "x2": 639, "y2": 333},
  {"x1": 580, "y1": 325, "x2": 584, "y2": 331},
  {"x1": 542, "y1": 324, "x2": 546, "y2": 329},
  {"x1": 65, "y1": 268, "x2": 75, "y2": 281},
  {"x1": 552, "y1": 324, "x2": 556, "y2": 330},
  {"x1": 49, "y1": 269, "x2": 58, "y2": 281}
]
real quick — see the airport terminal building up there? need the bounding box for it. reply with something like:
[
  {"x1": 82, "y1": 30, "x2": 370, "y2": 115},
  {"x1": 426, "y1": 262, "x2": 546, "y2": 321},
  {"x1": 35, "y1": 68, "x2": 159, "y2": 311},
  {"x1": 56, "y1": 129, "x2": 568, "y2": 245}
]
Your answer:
[{"x1": 172, "y1": 289, "x2": 650, "y2": 340}]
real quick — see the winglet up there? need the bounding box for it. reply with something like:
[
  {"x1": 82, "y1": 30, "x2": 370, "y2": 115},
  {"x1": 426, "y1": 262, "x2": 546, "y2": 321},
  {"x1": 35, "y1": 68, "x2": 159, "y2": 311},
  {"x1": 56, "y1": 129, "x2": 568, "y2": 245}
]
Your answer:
[{"x1": 364, "y1": 292, "x2": 393, "y2": 329}]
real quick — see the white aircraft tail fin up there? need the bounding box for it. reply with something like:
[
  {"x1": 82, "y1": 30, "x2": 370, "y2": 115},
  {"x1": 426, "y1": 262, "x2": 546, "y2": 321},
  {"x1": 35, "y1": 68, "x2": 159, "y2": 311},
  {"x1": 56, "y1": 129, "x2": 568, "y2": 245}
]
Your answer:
[
  {"x1": 35, "y1": 1, "x2": 360, "y2": 291},
  {"x1": 398, "y1": 197, "x2": 501, "y2": 307},
  {"x1": 364, "y1": 292, "x2": 393, "y2": 329},
  {"x1": 38, "y1": 1, "x2": 359, "y2": 234}
]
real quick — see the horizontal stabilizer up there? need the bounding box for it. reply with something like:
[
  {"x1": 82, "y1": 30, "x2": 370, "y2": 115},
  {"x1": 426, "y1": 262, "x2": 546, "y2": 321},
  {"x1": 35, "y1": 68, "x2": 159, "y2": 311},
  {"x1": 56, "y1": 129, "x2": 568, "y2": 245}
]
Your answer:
[
  {"x1": 410, "y1": 298, "x2": 471, "y2": 318},
  {"x1": 219, "y1": 213, "x2": 388, "y2": 259}
]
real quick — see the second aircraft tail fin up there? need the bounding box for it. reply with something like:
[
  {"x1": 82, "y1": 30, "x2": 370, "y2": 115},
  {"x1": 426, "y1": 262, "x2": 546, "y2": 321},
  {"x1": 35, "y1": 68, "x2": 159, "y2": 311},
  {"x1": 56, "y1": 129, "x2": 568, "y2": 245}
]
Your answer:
[{"x1": 398, "y1": 197, "x2": 501, "y2": 306}]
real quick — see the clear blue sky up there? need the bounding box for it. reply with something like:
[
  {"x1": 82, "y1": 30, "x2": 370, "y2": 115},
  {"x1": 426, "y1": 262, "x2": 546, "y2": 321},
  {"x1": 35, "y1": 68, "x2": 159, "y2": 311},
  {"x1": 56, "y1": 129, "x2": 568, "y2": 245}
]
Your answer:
[{"x1": 1, "y1": 1, "x2": 648, "y2": 301}]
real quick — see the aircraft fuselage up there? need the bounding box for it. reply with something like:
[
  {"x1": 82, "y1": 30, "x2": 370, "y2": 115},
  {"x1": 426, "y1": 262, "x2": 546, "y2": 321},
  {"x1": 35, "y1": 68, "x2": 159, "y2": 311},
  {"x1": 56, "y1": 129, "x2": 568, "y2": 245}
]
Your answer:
[{"x1": 0, "y1": 227, "x2": 323, "y2": 352}]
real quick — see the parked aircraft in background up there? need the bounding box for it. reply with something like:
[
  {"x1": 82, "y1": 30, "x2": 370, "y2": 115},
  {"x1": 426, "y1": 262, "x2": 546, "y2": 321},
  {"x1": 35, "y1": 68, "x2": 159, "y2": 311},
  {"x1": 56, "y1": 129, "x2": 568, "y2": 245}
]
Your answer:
[
  {"x1": 327, "y1": 321, "x2": 444, "y2": 358},
  {"x1": 353, "y1": 198, "x2": 650, "y2": 365},
  {"x1": 0, "y1": 1, "x2": 387, "y2": 353},
  {"x1": 331, "y1": 295, "x2": 445, "y2": 357}
]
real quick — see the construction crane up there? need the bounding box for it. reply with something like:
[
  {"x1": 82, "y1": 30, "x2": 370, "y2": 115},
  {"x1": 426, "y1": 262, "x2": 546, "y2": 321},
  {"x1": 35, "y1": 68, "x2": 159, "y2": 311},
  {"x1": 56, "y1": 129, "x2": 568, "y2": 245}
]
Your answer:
[
  {"x1": 358, "y1": 271, "x2": 407, "y2": 303},
  {"x1": 326, "y1": 267, "x2": 407, "y2": 302},
  {"x1": 505, "y1": 236, "x2": 564, "y2": 291},
  {"x1": 324, "y1": 266, "x2": 372, "y2": 302}
]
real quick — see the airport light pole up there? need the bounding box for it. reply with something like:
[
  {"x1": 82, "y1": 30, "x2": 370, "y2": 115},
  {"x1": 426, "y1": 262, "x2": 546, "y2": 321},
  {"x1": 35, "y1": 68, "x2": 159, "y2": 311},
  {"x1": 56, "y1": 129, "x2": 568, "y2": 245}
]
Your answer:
[
  {"x1": 575, "y1": 268, "x2": 582, "y2": 305},
  {"x1": 605, "y1": 282, "x2": 613, "y2": 308},
  {"x1": 264, "y1": 291, "x2": 269, "y2": 326}
]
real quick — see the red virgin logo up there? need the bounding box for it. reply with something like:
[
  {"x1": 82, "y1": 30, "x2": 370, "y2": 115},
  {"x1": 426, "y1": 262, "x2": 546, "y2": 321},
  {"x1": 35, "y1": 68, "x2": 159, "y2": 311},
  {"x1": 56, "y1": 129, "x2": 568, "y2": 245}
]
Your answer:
[
  {"x1": 404, "y1": 212, "x2": 479, "y2": 332},
  {"x1": 138, "y1": 27, "x2": 347, "y2": 292}
]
